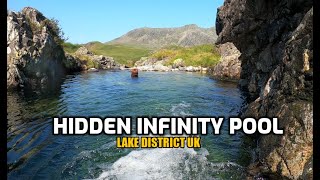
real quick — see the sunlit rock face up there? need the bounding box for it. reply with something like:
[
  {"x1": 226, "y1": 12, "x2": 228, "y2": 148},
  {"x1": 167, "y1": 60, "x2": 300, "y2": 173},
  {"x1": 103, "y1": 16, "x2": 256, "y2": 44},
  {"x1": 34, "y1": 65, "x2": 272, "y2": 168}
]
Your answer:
[
  {"x1": 7, "y1": 7, "x2": 77, "y2": 90},
  {"x1": 210, "y1": 42, "x2": 241, "y2": 81},
  {"x1": 216, "y1": 0, "x2": 313, "y2": 179}
]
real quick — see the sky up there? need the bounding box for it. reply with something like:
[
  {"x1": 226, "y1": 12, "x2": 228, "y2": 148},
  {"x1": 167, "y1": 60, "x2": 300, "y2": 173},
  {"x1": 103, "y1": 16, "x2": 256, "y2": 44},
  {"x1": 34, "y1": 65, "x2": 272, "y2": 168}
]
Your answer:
[{"x1": 8, "y1": 0, "x2": 224, "y2": 44}]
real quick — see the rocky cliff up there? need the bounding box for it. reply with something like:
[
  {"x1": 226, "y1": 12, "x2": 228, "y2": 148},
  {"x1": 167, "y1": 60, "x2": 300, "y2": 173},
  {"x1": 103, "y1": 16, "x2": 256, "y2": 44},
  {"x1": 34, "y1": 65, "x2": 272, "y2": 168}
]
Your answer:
[
  {"x1": 216, "y1": 0, "x2": 313, "y2": 179},
  {"x1": 7, "y1": 7, "x2": 121, "y2": 90},
  {"x1": 7, "y1": 7, "x2": 81, "y2": 89},
  {"x1": 210, "y1": 42, "x2": 241, "y2": 81}
]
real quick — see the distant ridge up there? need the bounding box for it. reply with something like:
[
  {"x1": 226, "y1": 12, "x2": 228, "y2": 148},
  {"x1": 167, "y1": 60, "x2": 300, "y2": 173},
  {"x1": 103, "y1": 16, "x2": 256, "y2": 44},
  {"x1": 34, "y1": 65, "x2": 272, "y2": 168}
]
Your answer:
[{"x1": 107, "y1": 24, "x2": 217, "y2": 49}]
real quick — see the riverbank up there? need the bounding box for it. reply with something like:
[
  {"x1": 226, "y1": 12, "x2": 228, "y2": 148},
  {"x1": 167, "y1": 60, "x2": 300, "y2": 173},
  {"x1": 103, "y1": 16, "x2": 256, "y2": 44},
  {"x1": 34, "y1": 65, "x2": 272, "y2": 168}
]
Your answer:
[{"x1": 134, "y1": 57, "x2": 208, "y2": 73}]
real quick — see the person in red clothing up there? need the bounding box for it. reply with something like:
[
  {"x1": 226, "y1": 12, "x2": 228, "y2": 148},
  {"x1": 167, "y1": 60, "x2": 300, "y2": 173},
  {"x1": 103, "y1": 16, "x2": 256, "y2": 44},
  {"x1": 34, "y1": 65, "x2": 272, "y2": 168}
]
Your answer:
[{"x1": 131, "y1": 68, "x2": 138, "y2": 77}]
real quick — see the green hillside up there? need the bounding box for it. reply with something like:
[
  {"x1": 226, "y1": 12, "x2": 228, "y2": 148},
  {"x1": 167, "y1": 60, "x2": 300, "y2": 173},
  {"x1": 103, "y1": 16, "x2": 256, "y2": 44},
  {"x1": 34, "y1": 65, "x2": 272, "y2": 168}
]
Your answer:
[
  {"x1": 63, "y1": 42, "x2": 152, "y2": 67},
  {"x1": 62, "y1": 42, "x2": 220, "y2": 67},
  {"x1": 62, "y1": 42, "x2": 82, "y2": 53},
  {"x1": 86, "y1": 42, "x2": 152, "y2": 66}
]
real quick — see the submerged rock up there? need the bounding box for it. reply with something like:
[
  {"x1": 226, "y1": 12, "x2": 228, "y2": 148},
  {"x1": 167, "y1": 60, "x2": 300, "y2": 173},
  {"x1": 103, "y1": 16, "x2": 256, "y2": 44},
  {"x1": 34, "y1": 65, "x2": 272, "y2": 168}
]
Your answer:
[{"x1": 216, "y1": 0, "x2": 313, "y2": 179}]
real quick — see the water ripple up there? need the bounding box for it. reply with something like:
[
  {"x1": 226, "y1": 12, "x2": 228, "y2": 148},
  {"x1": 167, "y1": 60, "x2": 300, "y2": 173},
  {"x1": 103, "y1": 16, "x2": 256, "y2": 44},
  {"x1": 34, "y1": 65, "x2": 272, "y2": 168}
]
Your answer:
[{"x1": 7, "y1": 71, "x2": 249, "y2": 179}]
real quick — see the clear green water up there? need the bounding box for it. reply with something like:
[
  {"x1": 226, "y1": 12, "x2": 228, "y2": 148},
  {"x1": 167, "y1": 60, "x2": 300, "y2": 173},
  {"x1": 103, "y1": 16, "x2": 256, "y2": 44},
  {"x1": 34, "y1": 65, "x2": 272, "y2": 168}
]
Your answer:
[{"x1": 7, "y1": 70, "x2": 251, "y2": 180}]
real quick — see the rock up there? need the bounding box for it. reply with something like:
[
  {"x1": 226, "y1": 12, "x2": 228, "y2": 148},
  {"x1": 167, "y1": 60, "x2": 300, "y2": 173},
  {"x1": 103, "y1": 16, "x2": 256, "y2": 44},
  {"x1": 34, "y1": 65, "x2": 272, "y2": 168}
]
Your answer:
[
  {"x1": 137, "y1": 65, "x2": 152, "y2": 71},
  {"x1": 178, "y1": 66, "x2": 186, "y2": 71},
  {"x1": 120, "y1": 65, "x2": 130, "y2": 70},
  {"x1": 73, "y1": 46, "x2": 120, "y2": 70},
  {"x1": 87, "y1": 68, "x2": 99, "y2": 72},
  {"x1": 7, "y1": 47, "x2": 11, "y2": 54},
  {"x1": 7, "y1": 7, "x2": 71, "y2": 89},
  {"x1": 75, "y1": 46, "x2": 93, "y2": 56},
  {"x1": 201, "y1": 67, "x2": 207, "y2": 72},
  {"x1": 135, "y1": 56, "x2": 202, "y2": 72},
  {"x1": 64, "y1": 54, "x2": 83, "y2": 72},
  {"x1": 210, "y1": 42, "x2": 241, "y2": 81},
  {"x1": 154, "y1": 63, "x2": 171, "y2": 72},
  {"x1": 185, "y1": 66, "x2": 196, "y2": 72},
  {"x1": 135, "y1": 57, "x2": 171, "y2": 72},
  {"x1": 6, "y1": 7, "x2": 121, "y2": 90},
  {"x1": 172, "y1": 58, "x2": 185, "y2": 68},
  {"x1": 216, "y1": 1, "x2": 313, "y2": 179},
  {"x1": 134, "y1": 57, "x2": 159, "y2": 67}
]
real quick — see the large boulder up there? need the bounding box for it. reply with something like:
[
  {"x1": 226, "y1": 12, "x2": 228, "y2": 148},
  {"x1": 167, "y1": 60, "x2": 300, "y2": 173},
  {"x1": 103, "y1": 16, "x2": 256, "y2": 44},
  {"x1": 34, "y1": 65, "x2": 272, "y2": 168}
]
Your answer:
[
  {"x1": 216, "y1": 0, "x2": 313, "y2": 179},
  {"x1": 210, "y1": 42, "x2": 241, "y2": 80},
  {"x1": 154, "y1": 63, "x2": 171, "y2": 72},
  {"x1": 134, "y1": 57, "x2": 159, "y2": 67},
  {"x1": 172, "y1": 58, "x2": 185, "y2": 68},
  {"x1": 7, "y1": 7, "x2": 73, "y2": 89},
  {"x1": 73, "y1": 46, "x2": 120, "y2": 70},
  {"x1": 75, "y1": 46, "x2": 93, "y2": 56},
  {"x1": 134, "y1": 57, "x2": 171, "y2": 71}
]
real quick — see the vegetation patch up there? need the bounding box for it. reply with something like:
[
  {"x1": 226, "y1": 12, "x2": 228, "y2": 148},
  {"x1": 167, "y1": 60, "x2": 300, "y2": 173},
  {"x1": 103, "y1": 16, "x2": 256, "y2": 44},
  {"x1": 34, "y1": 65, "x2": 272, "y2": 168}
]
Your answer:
[
  {"x1": 150, "y1": 44, "x2": 221, "y2": 67},
  {"x1": 26, "y1": 16, "x2": 66, "y2": 45},
  {"x1": 62, "y1": 42, "x2": 82, "y2": 53},
  {"x1": 86, "y1": 42, "x2": 152, "y2": 66},
  {"x1": 74, "y1": 54, "x2": 101, "y2": 69},
  {"x1": 62, "y1": 42, "x2": 220, "y2": 68}
]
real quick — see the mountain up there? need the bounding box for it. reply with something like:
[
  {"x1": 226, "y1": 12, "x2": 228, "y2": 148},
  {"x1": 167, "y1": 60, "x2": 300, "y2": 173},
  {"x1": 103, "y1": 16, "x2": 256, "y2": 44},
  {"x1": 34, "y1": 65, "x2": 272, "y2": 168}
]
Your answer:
[{"x1": 107, "y1": 24, "x2": 217, "y2": 49}]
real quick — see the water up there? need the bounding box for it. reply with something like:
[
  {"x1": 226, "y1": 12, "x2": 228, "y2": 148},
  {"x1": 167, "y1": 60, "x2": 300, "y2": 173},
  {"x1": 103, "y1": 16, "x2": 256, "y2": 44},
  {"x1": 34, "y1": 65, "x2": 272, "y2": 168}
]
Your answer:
[{"x1": 7, "y1": 70, "x2": 251, "y2": 180}]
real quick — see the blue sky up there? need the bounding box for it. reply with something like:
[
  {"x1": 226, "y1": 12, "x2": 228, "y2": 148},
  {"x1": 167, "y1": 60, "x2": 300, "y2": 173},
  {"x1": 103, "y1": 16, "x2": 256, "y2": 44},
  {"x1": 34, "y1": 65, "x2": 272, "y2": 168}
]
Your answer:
[{"x1": 8, "y1": 0, "x2": 224, "y2": 44}]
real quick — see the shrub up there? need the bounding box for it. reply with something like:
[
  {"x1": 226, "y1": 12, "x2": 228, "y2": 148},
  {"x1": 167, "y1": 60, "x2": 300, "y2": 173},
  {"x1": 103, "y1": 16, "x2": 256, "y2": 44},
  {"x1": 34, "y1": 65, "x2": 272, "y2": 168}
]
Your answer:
[
  {"x1": 40, "y1": 18, "x2": 67, "y2": 45},
  {"x1": 26, "y1": 16, "x2": 67, "y2": 45},
  {"x1": 74, "y1": 54, "x2": 101, "y2": 69},
  {"x1": 62, "y1": 42, "x2": 82, "y2": 53}
]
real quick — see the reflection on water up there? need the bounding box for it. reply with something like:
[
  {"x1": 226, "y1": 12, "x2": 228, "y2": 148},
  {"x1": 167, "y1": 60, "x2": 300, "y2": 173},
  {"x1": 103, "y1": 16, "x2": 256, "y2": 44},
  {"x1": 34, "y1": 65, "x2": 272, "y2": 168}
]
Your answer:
[{"x1": 7, "y1": 70, "x2": 251, "y2": 179}]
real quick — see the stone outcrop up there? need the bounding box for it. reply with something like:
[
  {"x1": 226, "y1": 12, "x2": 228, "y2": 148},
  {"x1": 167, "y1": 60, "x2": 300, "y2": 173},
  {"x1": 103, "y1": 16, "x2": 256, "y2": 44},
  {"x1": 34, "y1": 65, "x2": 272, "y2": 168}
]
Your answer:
[
  {"x1": 7, "y1": 7, "x2": 121, "y2": 90},
  {"x1": 133, "y1": 57, "x2": 160, "y2": 67},
  {"x1": 73, "y1": 46, "x2": 120, "y2": 70},
  {"x1": 7, "y1": 7, "x2": 81, "y2": 89},
  {"x1": 134, "y1": 57, "x2": 207, "y2": 72},
  {"x1": 74, "y1": 46, "x2": 93, "y2": 56},
  {"x1": 134, "y1": 57, "x2": 172, "y2": 71},
  {"x1": 216, "y1": 0, "x2": 313, "y2": 179},
  {"x1": 172, "y1": 58, "x2": 185, "y2": 68},
  {"x1": 210, "y1": 42, "x2": 241, "y2": 81}
]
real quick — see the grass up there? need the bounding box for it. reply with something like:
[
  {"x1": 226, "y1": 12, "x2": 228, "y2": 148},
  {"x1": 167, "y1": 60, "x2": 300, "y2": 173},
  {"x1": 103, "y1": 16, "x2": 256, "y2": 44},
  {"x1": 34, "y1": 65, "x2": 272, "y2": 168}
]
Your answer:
[
  {"x1": 62, "y1": 42, "x2": 220, "y2": 68},
  {"x1": 62, "y1": 42, "x2": 82, "y2": 53},
  {"x1": 150, "y1": 44, "x2": 221, "y2": 67},
  {"x1": 62, "y1": 41, "x2": 152, "y2": 68},
  {"x1": 62, "y1": 42, "x2": 101, "y2": 69},
  {"x1": 86, "y1": 42, "x2": 152, "y2": 66},
  {"x1": 75, "y1": 54, "x2": 101, "y2": 69}
]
